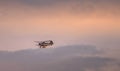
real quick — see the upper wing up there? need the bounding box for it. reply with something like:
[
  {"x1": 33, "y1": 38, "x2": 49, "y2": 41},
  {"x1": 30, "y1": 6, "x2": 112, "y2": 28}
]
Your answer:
[{"x1": 34, "y1": 41, "x2": 43, "y2": 43}]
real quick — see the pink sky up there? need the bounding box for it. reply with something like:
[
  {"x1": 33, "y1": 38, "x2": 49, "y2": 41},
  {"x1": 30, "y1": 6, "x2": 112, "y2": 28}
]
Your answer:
[{"x1": 0, "y1": 0, "x2": 120, "y2": 51}]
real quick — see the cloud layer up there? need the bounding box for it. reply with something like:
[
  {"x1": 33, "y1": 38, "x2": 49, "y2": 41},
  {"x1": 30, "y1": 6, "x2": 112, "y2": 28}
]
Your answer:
[{"x1": 0, "y1": 45, "x2": 119, "y2": 71}]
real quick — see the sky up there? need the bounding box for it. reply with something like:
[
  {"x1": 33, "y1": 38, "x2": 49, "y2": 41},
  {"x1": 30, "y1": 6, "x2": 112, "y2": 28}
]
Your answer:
[
  {"x1": 0, "y1": 0, "x2": 120, "y2": 71},
  {"x1": 0, "y1": 0, "x2": 120, "y2": 51}
]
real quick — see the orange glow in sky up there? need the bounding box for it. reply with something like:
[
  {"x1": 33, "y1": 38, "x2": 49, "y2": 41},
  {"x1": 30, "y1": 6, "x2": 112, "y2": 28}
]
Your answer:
[{"x1": 0, "y1": 0, "x2": 120, "y2": 50}]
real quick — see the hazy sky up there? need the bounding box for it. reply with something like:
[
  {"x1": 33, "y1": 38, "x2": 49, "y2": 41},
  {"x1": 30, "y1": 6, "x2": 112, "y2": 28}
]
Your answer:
[
  {"x1": 0, "y1": 0, "x2": 120, "y2": 50},
  {"x1": 0, "y1": 1, "x2": 120, "y2": 71}
]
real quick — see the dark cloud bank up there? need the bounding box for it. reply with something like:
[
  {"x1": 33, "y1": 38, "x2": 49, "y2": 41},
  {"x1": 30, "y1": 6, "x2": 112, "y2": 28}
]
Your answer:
[
  {"x1": 1, "y1": 0, "x2": 120, "y2": 6},
  {"x1": 0, "y1": 45, "x2": 120, "y2": 71}
]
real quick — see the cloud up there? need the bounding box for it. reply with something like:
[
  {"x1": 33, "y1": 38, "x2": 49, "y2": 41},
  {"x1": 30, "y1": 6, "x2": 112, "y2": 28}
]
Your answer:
[
  {"x1": 1, "y1": 0, "x2": 120, "y2": 13},
  {"x1": 0, "y1": 45, "x2": 119, "y2": 71},
  {"x1": 0, "y1": 45, "x2": 102, "y2": 60}
]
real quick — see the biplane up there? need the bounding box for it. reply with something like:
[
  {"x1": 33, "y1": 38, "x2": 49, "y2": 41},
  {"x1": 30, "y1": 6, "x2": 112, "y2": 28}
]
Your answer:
[{"x1": 35, "y1": 40, "x2": 54, "y2": 48}]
